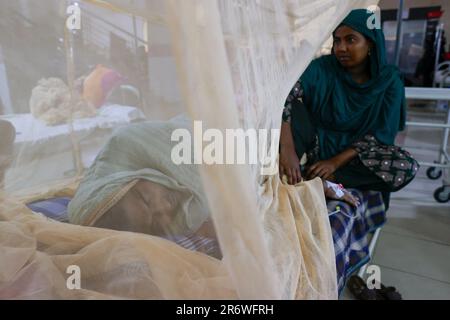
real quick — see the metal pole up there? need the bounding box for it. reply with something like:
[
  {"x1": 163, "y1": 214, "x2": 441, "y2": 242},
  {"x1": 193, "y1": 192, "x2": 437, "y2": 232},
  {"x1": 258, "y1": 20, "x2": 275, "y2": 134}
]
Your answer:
[
  {"x1": 433, "y1": 23, "x2": 444, "y2": 87},
  {"x1": 64, "y1": 22, "x2": 84, "y2": 177},
  {"x1": 406, "y1": 121, "x2": 450, "y2": 129},
  {"x1": 132, "y1": 14, "x2": 139, "y2": 52},
  {"x1": 132, "y1": 14, "x2": 145, "y2": 109},
  {"x1": 394, "y1": 0, "x2": 404, "y2": 67}
]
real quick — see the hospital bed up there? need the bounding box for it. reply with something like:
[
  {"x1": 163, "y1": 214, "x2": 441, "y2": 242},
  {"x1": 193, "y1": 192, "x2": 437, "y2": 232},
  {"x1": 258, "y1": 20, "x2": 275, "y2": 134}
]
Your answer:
[
  {"x1": 22, "y1": 180, "x2": 386, "y2": 297},
  {"x1": 0, "y1": 104, "x2": 146, "y2": 193},
  {"x1": 2, "y1": 105, "x2": 145, "y2": 146},
  {"x1": 404, "y1": 87, "x2": 450, "y2": 203}
]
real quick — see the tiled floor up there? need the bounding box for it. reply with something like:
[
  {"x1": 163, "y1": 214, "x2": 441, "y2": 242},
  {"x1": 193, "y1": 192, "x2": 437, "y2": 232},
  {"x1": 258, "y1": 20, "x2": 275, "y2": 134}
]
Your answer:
[{"x1": 342, "y1": 106, "x2": 450, "y2": 300}]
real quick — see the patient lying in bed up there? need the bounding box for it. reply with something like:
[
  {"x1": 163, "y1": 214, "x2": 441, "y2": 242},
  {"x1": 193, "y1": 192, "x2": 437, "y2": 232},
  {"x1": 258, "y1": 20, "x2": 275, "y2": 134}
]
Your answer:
[
  {"x1": 93, "y1": 179, "x2": 220, "y2": 257},
  {"x1": 68, "y1": 114, "x2": 219, "y2": 255},
  {"x1": 68, "y1": 114, "x2": 357, "y2": 259},
  {"x1": 93, "y1": 179, "x2": 217, "y2": 239}
]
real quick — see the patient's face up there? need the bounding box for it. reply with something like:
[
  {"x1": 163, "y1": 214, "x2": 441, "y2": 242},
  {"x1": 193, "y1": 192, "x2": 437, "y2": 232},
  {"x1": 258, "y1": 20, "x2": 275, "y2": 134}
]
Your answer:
[{"x1": 93, "y1": 180, "x2": 181, "y2": 237}]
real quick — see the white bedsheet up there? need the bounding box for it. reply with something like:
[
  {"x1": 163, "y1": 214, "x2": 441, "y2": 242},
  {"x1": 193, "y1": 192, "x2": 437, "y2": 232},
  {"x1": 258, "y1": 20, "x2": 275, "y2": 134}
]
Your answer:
[
  {"x1": 2, "y1": 105, "x2": 147, "y2": 193},
  {"x1": 0, "y1": 104, "x2": 146, "y2": 145}
]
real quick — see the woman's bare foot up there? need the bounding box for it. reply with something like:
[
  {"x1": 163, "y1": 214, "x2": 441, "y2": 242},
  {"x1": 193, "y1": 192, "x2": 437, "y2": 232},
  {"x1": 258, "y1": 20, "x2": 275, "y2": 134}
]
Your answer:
[{"x1": 323, "y1": 180, "x2": 360, "y2": 208}]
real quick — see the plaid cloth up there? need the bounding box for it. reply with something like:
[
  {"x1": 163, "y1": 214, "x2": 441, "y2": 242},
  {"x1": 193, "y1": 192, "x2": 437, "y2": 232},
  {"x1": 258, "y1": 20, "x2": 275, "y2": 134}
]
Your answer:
[
  {"x1": 169, "y1": 235, "x2": 222, "y2": 259},
  {"x1": 327, "y1": 189, "x2": 386, "y2": 295}
]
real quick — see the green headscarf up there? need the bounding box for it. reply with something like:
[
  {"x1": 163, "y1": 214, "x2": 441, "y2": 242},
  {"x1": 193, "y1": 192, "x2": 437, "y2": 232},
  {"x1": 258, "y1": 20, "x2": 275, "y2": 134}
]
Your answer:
[{"x1": 300, "y1": 9, "x2": 406, "y2": 160}]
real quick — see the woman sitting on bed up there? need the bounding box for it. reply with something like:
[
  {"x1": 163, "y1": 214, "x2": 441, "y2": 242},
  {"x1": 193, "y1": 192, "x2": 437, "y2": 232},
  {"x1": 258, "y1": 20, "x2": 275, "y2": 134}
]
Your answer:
[{"x1": 279, "y1": 9, "x2": 419, "y2": 200}]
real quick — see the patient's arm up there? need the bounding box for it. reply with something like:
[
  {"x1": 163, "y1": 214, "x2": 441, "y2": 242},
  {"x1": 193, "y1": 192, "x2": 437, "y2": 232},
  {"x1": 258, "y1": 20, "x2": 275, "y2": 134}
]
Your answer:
[{"x1": 323, "y1": 180, "x2": 359, "y2": 208}]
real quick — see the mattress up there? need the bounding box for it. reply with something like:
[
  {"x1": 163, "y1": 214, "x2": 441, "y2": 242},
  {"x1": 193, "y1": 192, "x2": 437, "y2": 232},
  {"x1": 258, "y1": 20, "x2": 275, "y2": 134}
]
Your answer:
[{"x1": 0, "y1": 104, "x2": 146, "y2": 145}]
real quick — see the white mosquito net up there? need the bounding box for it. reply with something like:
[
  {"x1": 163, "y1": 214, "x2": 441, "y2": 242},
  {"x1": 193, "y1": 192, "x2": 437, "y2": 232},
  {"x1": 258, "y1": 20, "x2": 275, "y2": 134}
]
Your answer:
[{"x1": 0, "y1": 0, "x2": 378, "y2": 299}]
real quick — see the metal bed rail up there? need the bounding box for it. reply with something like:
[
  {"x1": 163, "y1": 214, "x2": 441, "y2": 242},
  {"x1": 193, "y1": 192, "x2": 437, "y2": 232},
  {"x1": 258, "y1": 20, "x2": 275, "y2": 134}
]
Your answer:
[{"x1": 404, "y1": 87, "x2": 450, "y2": 203}]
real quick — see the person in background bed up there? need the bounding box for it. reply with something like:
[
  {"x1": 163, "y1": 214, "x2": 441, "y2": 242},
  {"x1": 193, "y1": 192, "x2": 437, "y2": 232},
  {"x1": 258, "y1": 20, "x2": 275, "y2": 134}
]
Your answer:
[{"x1": 279, "y1": 9, "x2": 419, "y2": 207}]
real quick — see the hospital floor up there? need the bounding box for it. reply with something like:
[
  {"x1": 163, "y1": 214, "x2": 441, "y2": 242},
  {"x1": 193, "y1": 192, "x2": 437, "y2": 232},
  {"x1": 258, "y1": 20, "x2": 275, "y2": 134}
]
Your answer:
[{"x1": 342, "y1": 105, "x2": 450, "y2": 300}]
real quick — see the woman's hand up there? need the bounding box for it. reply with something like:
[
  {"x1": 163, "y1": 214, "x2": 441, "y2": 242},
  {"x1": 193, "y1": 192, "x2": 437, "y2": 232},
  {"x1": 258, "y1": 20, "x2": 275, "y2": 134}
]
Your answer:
[
  {"x1": 279, "y1": 146, "x2": 302, "y2": 185},
  {"x1": 279, "y1": 121, "x2": 302, "y2": 185},
  {"x1": 307, "y1": 159, "x2": 338, "y2": 180}
]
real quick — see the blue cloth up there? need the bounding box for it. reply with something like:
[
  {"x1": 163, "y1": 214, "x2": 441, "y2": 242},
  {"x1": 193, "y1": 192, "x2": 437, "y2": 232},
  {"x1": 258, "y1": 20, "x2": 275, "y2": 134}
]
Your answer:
[
  {"x1": 27, "y1": 197, "x2": 72, "y2": 222},
  {"x1": 327, "y1": 189, "x2": 386, "y2": 295}
]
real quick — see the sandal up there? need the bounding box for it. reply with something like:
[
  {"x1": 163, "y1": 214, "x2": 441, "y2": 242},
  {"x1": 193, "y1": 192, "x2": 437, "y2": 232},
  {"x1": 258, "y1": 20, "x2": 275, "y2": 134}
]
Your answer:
[
  {"x1": 347, "y1": 275, "x2": 379, "y2": 300},
  {"x1": 376, "y1": 283, "x2": 403, "y2": 300}
]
